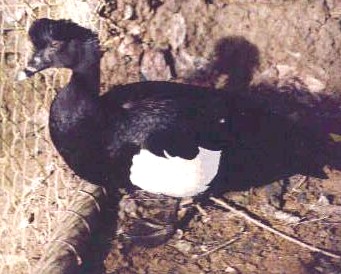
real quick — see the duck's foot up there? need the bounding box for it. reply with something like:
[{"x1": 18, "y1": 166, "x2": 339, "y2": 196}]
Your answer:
[
  {"x1": 117, "y1": 190, "x2": 180, "y2": 247},
  {"x1": 118, "y1": 218, "x2": 176, "y2": 247}
]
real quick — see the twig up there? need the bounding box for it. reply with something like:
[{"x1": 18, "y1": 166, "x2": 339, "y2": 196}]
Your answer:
[
  {"x1": 291, "y1": 175, "x2": 308, "y2": 192},
  {"x1": 210, "y1": 197, "x2": 341, "y2": 259},
  {"x1": 192, "y1": 226, "x2": 246, "y2": 259},
  {"x1": 195, "y1": 204, "x2": 208, "y2": 217},
  {"x1": 292, "y1": 216, "x2": 329, "y2": 226},
  {"x1": 192, "y1": 237, "x2": 240, "y2": 259}
]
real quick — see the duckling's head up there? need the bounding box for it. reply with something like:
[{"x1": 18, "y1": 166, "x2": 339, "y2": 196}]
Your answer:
[{"x1": 18, "y1": 18, "x2": 100, "y2": 80}]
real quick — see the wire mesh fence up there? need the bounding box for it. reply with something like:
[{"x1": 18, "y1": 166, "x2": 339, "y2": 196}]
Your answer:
[
  {"x1": 0, "y1": 1, "x2": 103, "y2": 273},
  {"x1": 1, "y1": 0, "x2": 341, "y2": 272}
]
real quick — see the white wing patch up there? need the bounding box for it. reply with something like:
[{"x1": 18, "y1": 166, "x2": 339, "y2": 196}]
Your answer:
[{"x1": 129, "y1": 147, "x2": 221, "y2": 197}]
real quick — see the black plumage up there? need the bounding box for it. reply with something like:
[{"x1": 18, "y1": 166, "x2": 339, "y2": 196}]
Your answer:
[{"x1": 22, "y1": 18, "x2": 235, "y2": 192}]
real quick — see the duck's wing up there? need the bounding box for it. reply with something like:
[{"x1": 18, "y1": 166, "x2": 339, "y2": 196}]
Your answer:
[
  {"x1": 101, "y1": 81, "x2": 233, "y2": 159},
  {"x1": 144, "y1": 126, "x2": 200, "y2": 159}
]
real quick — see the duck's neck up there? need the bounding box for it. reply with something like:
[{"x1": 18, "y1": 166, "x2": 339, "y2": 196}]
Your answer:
[
  {"x1": 50, "y1": 62, "x2": 106, "y2": 185},
  {"x1": 71, "y1": 63, "x2": 100, "y2": 95}
]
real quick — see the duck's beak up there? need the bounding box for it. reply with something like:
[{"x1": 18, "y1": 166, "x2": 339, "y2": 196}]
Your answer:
[
  {"x1": 16, "y1": 67, "x2": 40, "y2": 81},
  {"x1": 16, "y1": 54, "x2": 50, "y2": 81}
]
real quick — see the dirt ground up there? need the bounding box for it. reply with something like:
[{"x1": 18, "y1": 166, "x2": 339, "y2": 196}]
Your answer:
[
  {"x1": 1, "y1": 0, "x2": 341, "y2": 273},
  {"x1": 84, "y1": 0, "x2": 341, "y2": 273}
]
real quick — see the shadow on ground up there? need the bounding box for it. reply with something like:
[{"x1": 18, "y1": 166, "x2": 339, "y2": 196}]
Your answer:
[
  {"x1": 79, "y1": 36, "x2": 341, "y2": 274},
  {"x1": 194, "y1": 37, "x2": 341, "y2": 193}
]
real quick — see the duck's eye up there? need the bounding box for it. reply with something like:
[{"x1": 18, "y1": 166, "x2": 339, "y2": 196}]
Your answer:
[{"x1": 50, "y1": 40, "x2": 63, "y2": 49}]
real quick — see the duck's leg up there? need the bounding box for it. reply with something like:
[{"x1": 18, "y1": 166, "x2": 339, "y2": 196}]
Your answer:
[{"x1": 117, "y1": 191, "x2": 180, "y2": 247}]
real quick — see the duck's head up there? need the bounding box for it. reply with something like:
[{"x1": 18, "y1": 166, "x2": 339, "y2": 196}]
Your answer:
[{"x1": 18, "y1": 18, "x2": 100, "y2": 80}]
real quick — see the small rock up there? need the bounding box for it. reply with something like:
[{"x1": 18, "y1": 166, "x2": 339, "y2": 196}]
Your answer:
[
  {"x1": 304, "y1": 75, "x2": 326, "y2": 93},
  {"x1": 140, "y1": 49, "x2": 172, "y2": 81},
  {"x1": 276, "y1": 64, "x2": 297, "y2": 79},
  {"x1": 172, "y1": 240, "x2": 193, "y2": 253},
  {"x1": 168, "y1": 13, "x2": 186, "y2": 49},
  {"x1": 317, "y1": 194, "x2": 331, "y2": 206},
  {"x1": 123, "y1": 5, "x2": 135, "y2": 20},
  {"x1": 150, "y1": 11, "x2": 187, "y2": 50},
  {"x1": 173, "y1": 229, "x2": 184, "y2": 240},
  {"x1": 127, "y1": 23, "x2": 142, "y2": 36},
  {"x1": 174, "y1": 50, "x2": 209, "y2": 80},
  {"x1": 261, "y1": 204, "x2": 301, "y2": 224},
  {"x1": 117, "y1": 35, "x2": 142, "y2": 59},
  {"x1": 225, "y1": 266, "x2": 238, "y2": 273}
]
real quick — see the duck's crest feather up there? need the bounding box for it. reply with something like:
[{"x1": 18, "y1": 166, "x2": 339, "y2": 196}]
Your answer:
[{"x1": 28, "y1": 18, "x2": 98, "y2": 49}]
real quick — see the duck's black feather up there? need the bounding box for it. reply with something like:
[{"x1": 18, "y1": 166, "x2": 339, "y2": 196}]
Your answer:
[
  {"x1": 101, "y1": 82, "x2": 232, "y2": 158},
  {"x1": 25, "y1": 18, "x2": 234, "y2": 189},
  {"x1": 29, "y1": 18, "x2": 98, "y2": 50}
]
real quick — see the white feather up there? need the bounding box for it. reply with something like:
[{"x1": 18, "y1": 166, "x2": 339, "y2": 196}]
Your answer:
[{"x1": 129, "y1": 147, "x2": 221, "y2": 197}]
